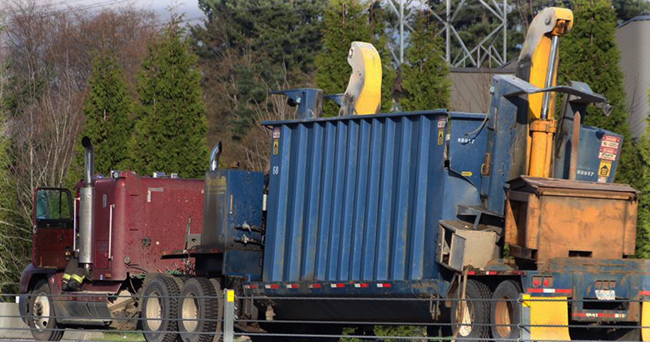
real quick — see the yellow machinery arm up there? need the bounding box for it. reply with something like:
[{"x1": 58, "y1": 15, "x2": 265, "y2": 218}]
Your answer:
[
  {"x1": 517, "y1": 7, "x2": 573, "y2": 177},
  {"x1": 339, "y1": 41, "x2": 382, "y2": 116},
  {"x1": 517, "y1": 9, "x2": 574, "y2": 341}
]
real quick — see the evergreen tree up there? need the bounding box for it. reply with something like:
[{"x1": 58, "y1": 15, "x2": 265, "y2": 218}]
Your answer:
[
  {"x1": 192, "y1": 0, "x2": 326, "y2": 139},
  {"x1": 635, "y1": 120, "x2": 650, "y2": 258},
  {"x1": 130, "y1": 17, "x2": 208, "y2": 178},
  {"x1": 369, "y1": 1, "x2": 397, "y2": 113},
  {"x1": 67, "y1": 53, "x2": 134, "y2": 185},
  {"x1": 633, "y1": 86, "x2": 650, "y2": 258},
  {"x1": 400, "y1": 13, "x2": 451, "y2": 111},
  {"x1": 196, "y1": 0, "x2": 326, "y2": 77},
  {"x1": 612, "y1": 0, "x2": 650, "y2": 22},
  {"x1": 558, "y1": 0, "x2": 635, "y2": 181},
  {"x1": 316, "y1": 0, "x2": 396, "y2": 117}
]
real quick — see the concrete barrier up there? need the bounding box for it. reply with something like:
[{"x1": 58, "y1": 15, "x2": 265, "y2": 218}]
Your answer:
[
  {"x1": 0, "y1": 302, "x2": 31, "y2": 339},
  {"x1": 0, "y1": 303, "x2": 104, "y2": 340}
]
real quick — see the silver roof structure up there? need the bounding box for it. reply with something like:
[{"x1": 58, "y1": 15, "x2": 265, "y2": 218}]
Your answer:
[{"x1": 617, "y1": 15, "x2": 650, "y2": 139}]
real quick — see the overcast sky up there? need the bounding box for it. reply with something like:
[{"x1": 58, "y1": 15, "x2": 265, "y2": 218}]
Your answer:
[{"x1": 68, "y1": 0, "x2": 205, "y2": 23}]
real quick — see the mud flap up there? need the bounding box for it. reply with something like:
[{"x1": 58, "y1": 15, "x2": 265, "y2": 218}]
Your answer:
[
  {"x1": 642, "y1": 301, "x2": 650, "y2": 342},
  {"x1": 522, "y1": 294, "x2": 571, "y2": 341}
]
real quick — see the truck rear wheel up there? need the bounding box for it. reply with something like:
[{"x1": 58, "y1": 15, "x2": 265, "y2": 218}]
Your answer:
[
  {"x1": 141, "y1": 276, "x2": 181, "y2": 342},
  {"x1": 450, "y1": 279, "x2": 491, "y2": 340},
  {"x1": 178, "y1": 278, "x2": 221, "y2": 342},
  {"x1": 490, "y1": 280, "x2": 522, "y2": 340},
  {"x1": 28, "y1": 279, "x2": 64, "y2": 341}
]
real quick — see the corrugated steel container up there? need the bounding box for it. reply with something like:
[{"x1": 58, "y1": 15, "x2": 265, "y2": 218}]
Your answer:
[{"x1": 263, "y1": 111, "x2": 483, "y2": 283}]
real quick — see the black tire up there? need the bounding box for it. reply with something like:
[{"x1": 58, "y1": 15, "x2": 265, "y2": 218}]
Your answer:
[
  {"x1": 141, "y1": 276, "x2": 181, "y2": 342},
  {"x1": 28, "y1": 279, "x2": 64, "y2": 341},
  {"x1": 450, "y1": 279, "x2": 492, "y2": 341},
  {"x1": 178, "y1": 278, "x2": 220, "y2": 342},
  {"x1": 490, "y1": 280, "x2": 522, "y2": 340}
]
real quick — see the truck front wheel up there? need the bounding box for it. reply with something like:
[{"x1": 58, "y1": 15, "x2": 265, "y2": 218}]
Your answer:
[
  {"x1": 141, "y1": 276, "x2": 181, "y2": 342},
  {"x1": 28, "y1": 279, "x2": 64, "y2": 341},
  {"x1": 450, "y1": 279, "x2": 492, "y2": 340}
]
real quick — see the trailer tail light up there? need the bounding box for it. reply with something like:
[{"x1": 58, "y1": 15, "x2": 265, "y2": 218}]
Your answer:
[
  {"x1": 532, "y1": 276, "x2": 553, "y2": 288},
  {"x1": 308, "y1": 284, "x2": 322, "y2": 289},
  {"x1": 543, "y1": 277, "x2": 553, "y2": 287},
  {"x1": 376, "y1": 283, "x2": 392, "y2": 288},
  {"x1": 595, "y1": 280, "x2": 616, "y2": 290}
]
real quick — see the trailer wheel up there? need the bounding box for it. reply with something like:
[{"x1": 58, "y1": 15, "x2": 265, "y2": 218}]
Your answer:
[
  {"x1": 141, "y1": 276, "x2": 181, "y2": 342},
  {"x1": 450, "y1": 279, "x2": 491, "y2": 340},
  {"x1": 490, "y1": 280, "x2": 522, "y2": 340},
  {"x1": 178, "y1": 278, "x2": 220, "y2": 342},
  {"x1": 28, "y1": 279, "x2": 64, "y2": 341}
]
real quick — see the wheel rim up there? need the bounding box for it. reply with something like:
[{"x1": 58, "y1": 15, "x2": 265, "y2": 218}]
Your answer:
[
  {"x1": 495, "y1": 297, "x2": 513, "y2": 337},
  {"x1": 181, "y1": 294, "x2": 199, "y2": 332},
  {"x1": 456, "y1": 301, "x2": 474, "y2": 337},
  {"x1": 145, "y1": 290, "x2": 163, "y2": 331},
  {"x1": 32, "y1": 292, "x2": 51, "y2": 331}
]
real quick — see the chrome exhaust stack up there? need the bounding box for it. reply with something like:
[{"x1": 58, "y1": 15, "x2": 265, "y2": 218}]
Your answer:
[
  {"x1": 209, "y1": 142, "x2": 222, "y2": 171},
  {"x1": 78, "y1": 137, "x2": 95, "y2": 267}
]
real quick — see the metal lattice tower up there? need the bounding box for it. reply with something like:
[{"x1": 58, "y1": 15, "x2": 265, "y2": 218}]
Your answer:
[{"x1": 384, "y1": 0, "x2": 509, "y2": 68}]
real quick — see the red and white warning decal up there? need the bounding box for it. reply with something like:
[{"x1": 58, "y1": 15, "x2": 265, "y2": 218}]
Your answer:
[
  {"x1": 601, "y1": 135, "x2": 620, "y2": 149},
  {"x1": 598, "y1": 146, "x2": 618, "y2": 161},
  {"x1": 272, "y1": 127, "x2": 281, "y2": 139},
  {"x1": 437, "y1": 120, "x2": 446, "y2": 128}
]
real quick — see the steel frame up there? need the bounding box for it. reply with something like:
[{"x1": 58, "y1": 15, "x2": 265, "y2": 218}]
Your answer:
[{"x1": 384, "y1": 0, "x2": 509, "y2": 68}]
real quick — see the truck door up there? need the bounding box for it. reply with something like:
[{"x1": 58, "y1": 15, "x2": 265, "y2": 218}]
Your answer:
[{"x1": 33, "y1": 188, "x2": 74, "y2": 269}]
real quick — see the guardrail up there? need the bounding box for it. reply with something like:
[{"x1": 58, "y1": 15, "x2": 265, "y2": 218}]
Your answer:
[{"x1": 0, "y1": 291, "x2": 645, "y2": 341}]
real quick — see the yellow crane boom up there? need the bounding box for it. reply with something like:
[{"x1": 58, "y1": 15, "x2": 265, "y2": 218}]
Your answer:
[{"x1": 517, "y1": 7, "x2": 573, "y2": 177}]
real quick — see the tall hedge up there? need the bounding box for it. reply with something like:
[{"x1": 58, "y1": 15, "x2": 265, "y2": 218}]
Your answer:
[
  {"x1": 130, "y1": 19, "x2": 208, "y2": 178},
  {"x1": 400, "y1": 14, "x2": 451, "y2": 111},
  {"x1": 67, "y1": 53, "x2": 133, "y2": 184},
  {"x1": 316, "y1": 0, "x2": 395, "y2": 116},
  {"x1": 633, "y1": 85, "x2": 650, "y2": 258}
]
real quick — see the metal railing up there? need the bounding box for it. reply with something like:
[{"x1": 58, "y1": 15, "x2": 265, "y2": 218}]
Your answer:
[{"x1": 0, "y1": 291, "x2": 645, "y2": 341}]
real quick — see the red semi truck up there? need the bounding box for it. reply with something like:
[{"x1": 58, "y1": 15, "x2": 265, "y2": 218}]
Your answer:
[{"x1": 20, "y1": 138, "x2": 206, "y2": 340}]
